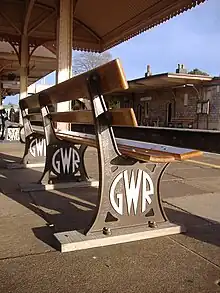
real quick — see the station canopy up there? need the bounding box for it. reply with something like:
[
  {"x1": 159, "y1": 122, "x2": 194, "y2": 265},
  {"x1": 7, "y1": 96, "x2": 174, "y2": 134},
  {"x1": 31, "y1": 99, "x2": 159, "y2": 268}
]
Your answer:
[
  {"x1": 0, "y1": 41, "x2": 56, "y2": 96},
  {"x1": 0, "y1": 0, "x2": 207, "y2": 97},
  {"x1": 0, "y1": 0, "x2": 207, "y2": 53}
]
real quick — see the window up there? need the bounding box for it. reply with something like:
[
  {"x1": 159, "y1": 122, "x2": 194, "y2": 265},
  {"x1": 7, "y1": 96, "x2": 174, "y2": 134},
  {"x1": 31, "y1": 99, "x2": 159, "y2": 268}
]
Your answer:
[
  {"x1": 144, "y1": 102, "x2": 149, "y2": 117},
  {"x1": 184, "y1": 93, "x2": 188, "y2": 106},
  {"x1": 206, "y1": 90, "x2": 212, "y2": 99},
  {"x1": 196, "y1": 100, "x2": 210, "y2": 114}
]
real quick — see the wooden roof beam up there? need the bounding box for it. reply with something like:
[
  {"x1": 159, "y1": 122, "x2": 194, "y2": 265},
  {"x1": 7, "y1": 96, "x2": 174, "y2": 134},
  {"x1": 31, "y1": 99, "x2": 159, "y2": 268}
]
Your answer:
[
  {"x1": 0, "y1": 11, "x2": 21, "y2": 35},
  {"x1": 28, "y1": 11, "x2": 56, "y2": 35},
  {"x1": 43, "y1": 42, "x2": 57, "y2": 55},
  {"x1": 74, "y1": 18, "x2": 101, "y2": 42},
  {"x1": 23, "y1": 0, "x2": 36, "y2": 35}
]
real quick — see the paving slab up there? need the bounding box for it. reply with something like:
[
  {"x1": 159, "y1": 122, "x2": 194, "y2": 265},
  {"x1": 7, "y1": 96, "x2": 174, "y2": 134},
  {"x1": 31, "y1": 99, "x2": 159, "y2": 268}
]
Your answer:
[
  {"x1": 30, "y1": 187, "x2": 98, "y2": 232},
  {"x1": 186, "y1": 177, "x2": 220, "y2": 193},
  {"x1": 161, "y1": 180, "x2": 208, "y2": 199},
  {"x1": 167, "y1": 166, "x2": 220, "y2": 179},
  {"x1": 0, "y1": 192, "x2": 34, "y2": 217},
  {"x1": 165, "y1": 193, "x2": 220, "y2": 224},
  {"x1": 168, "y1": 161, "x2": 206, "y2": 169},
  {"x1": 0, "y1": 237, "x2": 220, "y2": 293},
  {"x1": 164, "y1": 203, "x2": 220, "y2": 268},
  {"x1": 171, "y1": 224, "x2": 220, "y2": 268},
  {"x1": 0, "y1": 168, "x2": 43, "y2": 194},
  {"x1": 193, "y1": 153, "x2": 220, "y2": 165},
  {"x1": 0, "y1": 213, "x2": 55, "y2": 259}
]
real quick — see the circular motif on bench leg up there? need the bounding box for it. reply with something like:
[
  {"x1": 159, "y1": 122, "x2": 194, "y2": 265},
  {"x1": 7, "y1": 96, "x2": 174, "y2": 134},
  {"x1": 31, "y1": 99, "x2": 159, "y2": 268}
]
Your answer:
[{"x1": 51, "y1": 145, "x2": 80, "y2": 177}]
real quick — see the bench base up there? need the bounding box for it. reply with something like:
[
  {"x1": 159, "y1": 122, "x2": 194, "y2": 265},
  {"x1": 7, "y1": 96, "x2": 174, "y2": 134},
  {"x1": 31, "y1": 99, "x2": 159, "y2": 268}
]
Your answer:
[
  {"x1": 19, "y1": 179, "x2": 99, "y2": 192},
  {"x1": 6, "y1": 162, "x2": 45, "y2": 169},
  {"x1": 54, "y1": 222, "x2": 185, "y2": 253}
]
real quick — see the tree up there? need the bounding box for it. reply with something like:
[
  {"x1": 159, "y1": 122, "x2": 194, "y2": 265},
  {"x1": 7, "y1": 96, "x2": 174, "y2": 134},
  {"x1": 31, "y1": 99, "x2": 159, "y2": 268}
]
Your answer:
[
  {"x1": 72, "y1": 51, "x2": 112, "y2": 75},
  {"x1": 188, "y1": 68, "x2": 209, "y2": 76}
]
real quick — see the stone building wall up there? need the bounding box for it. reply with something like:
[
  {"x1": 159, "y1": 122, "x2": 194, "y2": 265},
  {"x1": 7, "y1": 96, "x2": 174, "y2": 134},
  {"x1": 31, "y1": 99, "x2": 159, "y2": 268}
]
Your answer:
[
  {"x1": 107, "y1": 83, "x2": 220, "y2": 130},
  {"x1": 197, "y1": 85, "x2": 220, "y2": 130}
]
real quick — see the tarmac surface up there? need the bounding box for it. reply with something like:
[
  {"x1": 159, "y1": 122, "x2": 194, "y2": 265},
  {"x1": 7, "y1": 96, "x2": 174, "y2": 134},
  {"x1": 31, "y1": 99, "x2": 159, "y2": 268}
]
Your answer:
[{"x1": 0, "y1": 142, "x2": 220, "y2": 293}]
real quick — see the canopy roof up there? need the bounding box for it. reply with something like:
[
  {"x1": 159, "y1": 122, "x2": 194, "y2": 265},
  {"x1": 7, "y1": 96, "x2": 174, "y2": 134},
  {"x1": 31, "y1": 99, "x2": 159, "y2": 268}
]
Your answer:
[
  {"x1": 0, "y1": 41, "x2": 56, "y2": 96},
  {"x1": 0, "y1": 0, "x2": 206, "y2": 52},
  {"x1": 106, "y1": 73, "x2": 213, "y2": 96},
  {"x1": 128, "y1": 73, "x2": 212, "y2": 91}
]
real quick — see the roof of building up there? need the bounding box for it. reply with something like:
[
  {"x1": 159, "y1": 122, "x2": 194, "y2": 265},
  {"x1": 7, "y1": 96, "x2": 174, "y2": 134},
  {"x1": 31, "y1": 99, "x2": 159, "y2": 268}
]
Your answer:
[{"x1": 128, "y1": 72, "x2": 213, "y2": 91}]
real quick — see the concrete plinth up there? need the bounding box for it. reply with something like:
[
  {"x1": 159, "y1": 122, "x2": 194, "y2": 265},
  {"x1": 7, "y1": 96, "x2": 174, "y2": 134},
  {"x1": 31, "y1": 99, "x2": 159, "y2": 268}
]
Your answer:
[{"x1": 54, "y1": 222, "x2": 185, "y2": 253}]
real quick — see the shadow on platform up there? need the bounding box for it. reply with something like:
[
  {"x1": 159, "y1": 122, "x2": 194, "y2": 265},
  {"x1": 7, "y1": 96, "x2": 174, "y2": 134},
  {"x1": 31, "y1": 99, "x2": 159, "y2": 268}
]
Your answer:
[{"x1": 0, "y1": 151, "x2": 219, "y2": 251}]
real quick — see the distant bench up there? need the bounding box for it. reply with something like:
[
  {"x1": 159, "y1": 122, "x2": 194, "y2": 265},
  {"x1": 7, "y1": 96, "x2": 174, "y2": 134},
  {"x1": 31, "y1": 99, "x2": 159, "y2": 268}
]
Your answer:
[
  {"x1": 169, "y1": 117, "x2": 195, "y2": 128},
  {"x1": 19, "y1": 59, "x2": 203, "y2": 238}
]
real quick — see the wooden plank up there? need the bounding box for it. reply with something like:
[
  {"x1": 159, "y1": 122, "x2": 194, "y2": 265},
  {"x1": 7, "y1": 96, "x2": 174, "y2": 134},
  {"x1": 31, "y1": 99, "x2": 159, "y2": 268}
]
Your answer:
[
  {"x1": 117, "y1": 138, "x2": 203, "y2": 160},
  {"x1": 32, "y1": 127, "x2": 202, "y2": 162},
  {"x1": 27, "y1": 113, "x2": 42, "y2": 122},
  {"x1": 21, "y1": 59, "x2": 128, "y2": 109},
  {"x1": 108, "y1": 108, "x2": 138, "y2": 127},
  {"x1": 19, "y1": 94, "x2": 40, "y2": 110},
  {"x1": 50, "y1": 108, "x2": 138, "y2": 127},
  {"x1": 57, "y1": 130, "x2": 203, "y2": 162},
  {"x1": 56, "y1": 131, "x2": 175, "y2": 163}
]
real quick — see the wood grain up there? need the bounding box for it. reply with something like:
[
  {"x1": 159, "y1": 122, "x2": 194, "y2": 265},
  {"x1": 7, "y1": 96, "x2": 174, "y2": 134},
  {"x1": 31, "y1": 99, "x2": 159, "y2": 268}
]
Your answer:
[
  {"x1": 20, "y1": 59, "x2": 128, "y2": 109},
  {"x1": 56, "y1": 130, "x2": 203, "y2": 163},
  {"x1": 50, "y1": 108, "x2": 138, "y2": 127}
]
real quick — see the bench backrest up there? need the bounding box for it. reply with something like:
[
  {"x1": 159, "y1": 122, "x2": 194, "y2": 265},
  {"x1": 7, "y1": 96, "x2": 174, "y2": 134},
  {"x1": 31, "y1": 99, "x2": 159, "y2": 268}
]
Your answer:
[{"x1": 20, "y1": 59, "x2": 138, "y2": 140}]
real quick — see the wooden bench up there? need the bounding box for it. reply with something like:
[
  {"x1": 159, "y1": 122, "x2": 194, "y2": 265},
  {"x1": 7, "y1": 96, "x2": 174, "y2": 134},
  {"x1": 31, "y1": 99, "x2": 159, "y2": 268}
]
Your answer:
[
  {"x1": 19, "y1": 59, "x2": 202, "y2": 239},
  {"x1": 169, "y1": 117, "x2": 195, "y2": 128}
]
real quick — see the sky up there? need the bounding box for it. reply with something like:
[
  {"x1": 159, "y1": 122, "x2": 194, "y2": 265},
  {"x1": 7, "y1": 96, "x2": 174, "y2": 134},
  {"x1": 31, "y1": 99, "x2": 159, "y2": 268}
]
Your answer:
[{"x1": 4, "y1": 0, "x2": 220, "y2": 105}]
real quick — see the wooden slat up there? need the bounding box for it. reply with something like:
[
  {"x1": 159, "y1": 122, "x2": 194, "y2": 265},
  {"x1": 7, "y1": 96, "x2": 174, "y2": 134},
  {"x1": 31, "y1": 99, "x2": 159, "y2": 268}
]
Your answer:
[
  {"x1": 50, "y1": 108, "x2": 138, "y2": 127},
  {"x1": 27, "y1": 113, "x2": 42, "y2": 122},
  {"x1": 32, "y1": 127, "x2": 202, "y2": 163},
  {"x1": 21, "y1": 59, "x2": 128, "y2": 109},
  {"x1": 108, "y1": 108, "x2": 138, "y2": 127},
  {"x1": 57, "y1": 131, "x2": 203, "y2": 163},
  {"x1": 117, "y1": 138, "x2": 203, "y2": 160},
  {"x1": 19, "y1": 94, "x2": 40, "y2": 110},
  {"x1": 56, "y1": 131, "x2": 175, "y2": 163}
]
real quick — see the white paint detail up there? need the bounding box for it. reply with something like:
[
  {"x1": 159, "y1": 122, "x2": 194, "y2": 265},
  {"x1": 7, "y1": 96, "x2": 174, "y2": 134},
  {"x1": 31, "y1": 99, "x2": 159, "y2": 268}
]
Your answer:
[
  {"x1": 141, "y1": 171, "x2": 154, "y2": 212},
  {"x1": 110, "y1": 172, "x2": 123, "y2": 215},
  {"x1": 124, "y1": 169, "x2": 142, "y2": 215},
  {"x1": 30, "y1": 138, "x2": 46, "y2": 157},
  {"x1": 6, "y1": 128, "x2": 20, "y2": 141},
  {"x1": 93, "y1": 95, "x2": 107, "y2": 117},
  {"x1": 52, "y1": 147, "x2": 80, "y2": 174},
  {"x1": 110, "y1": 169, "x2": 154, "y2": 215}
]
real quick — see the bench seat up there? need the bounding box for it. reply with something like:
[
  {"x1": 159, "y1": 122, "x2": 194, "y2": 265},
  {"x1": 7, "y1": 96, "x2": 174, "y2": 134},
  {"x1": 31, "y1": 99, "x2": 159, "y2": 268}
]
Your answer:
[{"x1": 57, "y1": 130, "x2": 202, "y2": 163}]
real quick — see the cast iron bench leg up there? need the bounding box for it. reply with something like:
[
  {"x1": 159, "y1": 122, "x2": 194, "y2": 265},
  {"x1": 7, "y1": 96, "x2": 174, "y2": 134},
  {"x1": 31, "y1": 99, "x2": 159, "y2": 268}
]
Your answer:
[
  {"x1": 85, "y1": 72, "x2": 169, "y2": 236},
  {"x1": 38, "y1": 100, "x2": 89, "y2": 184}
]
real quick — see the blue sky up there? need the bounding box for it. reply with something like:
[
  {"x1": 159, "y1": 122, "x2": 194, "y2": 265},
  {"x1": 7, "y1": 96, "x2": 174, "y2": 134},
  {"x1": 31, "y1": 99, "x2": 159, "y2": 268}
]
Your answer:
[{"x1": 4, "y1": 0, "x2": 220, "y2": 104}]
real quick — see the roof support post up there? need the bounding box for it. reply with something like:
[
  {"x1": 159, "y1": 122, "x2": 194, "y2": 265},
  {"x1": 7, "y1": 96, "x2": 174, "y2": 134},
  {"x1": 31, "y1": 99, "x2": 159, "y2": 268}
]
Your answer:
[
  {"x1": 56, "y1": 0, "x2": 74, "y2": 131},
  {"x1": 19, "y1": 34, "x2": 29, "y2": 123}
]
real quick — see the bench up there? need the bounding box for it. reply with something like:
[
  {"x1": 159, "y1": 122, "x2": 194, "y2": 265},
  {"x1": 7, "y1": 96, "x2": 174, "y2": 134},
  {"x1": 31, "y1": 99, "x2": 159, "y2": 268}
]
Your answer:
[
  {"x1": 169, "y1": 117, "x2": 195, "y2": 128},
  {"x1": 19, "y1": 59, "x2": 203, "y2": 241}
]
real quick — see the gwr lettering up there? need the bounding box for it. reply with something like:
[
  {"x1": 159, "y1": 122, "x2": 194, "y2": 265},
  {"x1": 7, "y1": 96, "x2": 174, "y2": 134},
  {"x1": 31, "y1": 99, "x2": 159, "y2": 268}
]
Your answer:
[
  {"x1": 52, "y1": 147, "x2": 80, "y2": 175},
  {"x1": 109, "y1": 169, "x2": 154, "y2": 215},
  {"x1": 6, "y1": 128, "x2": 20, "y2": 141},
  {"x1": 30, "y1": 138, "x2": 46, "y2": 157}
]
